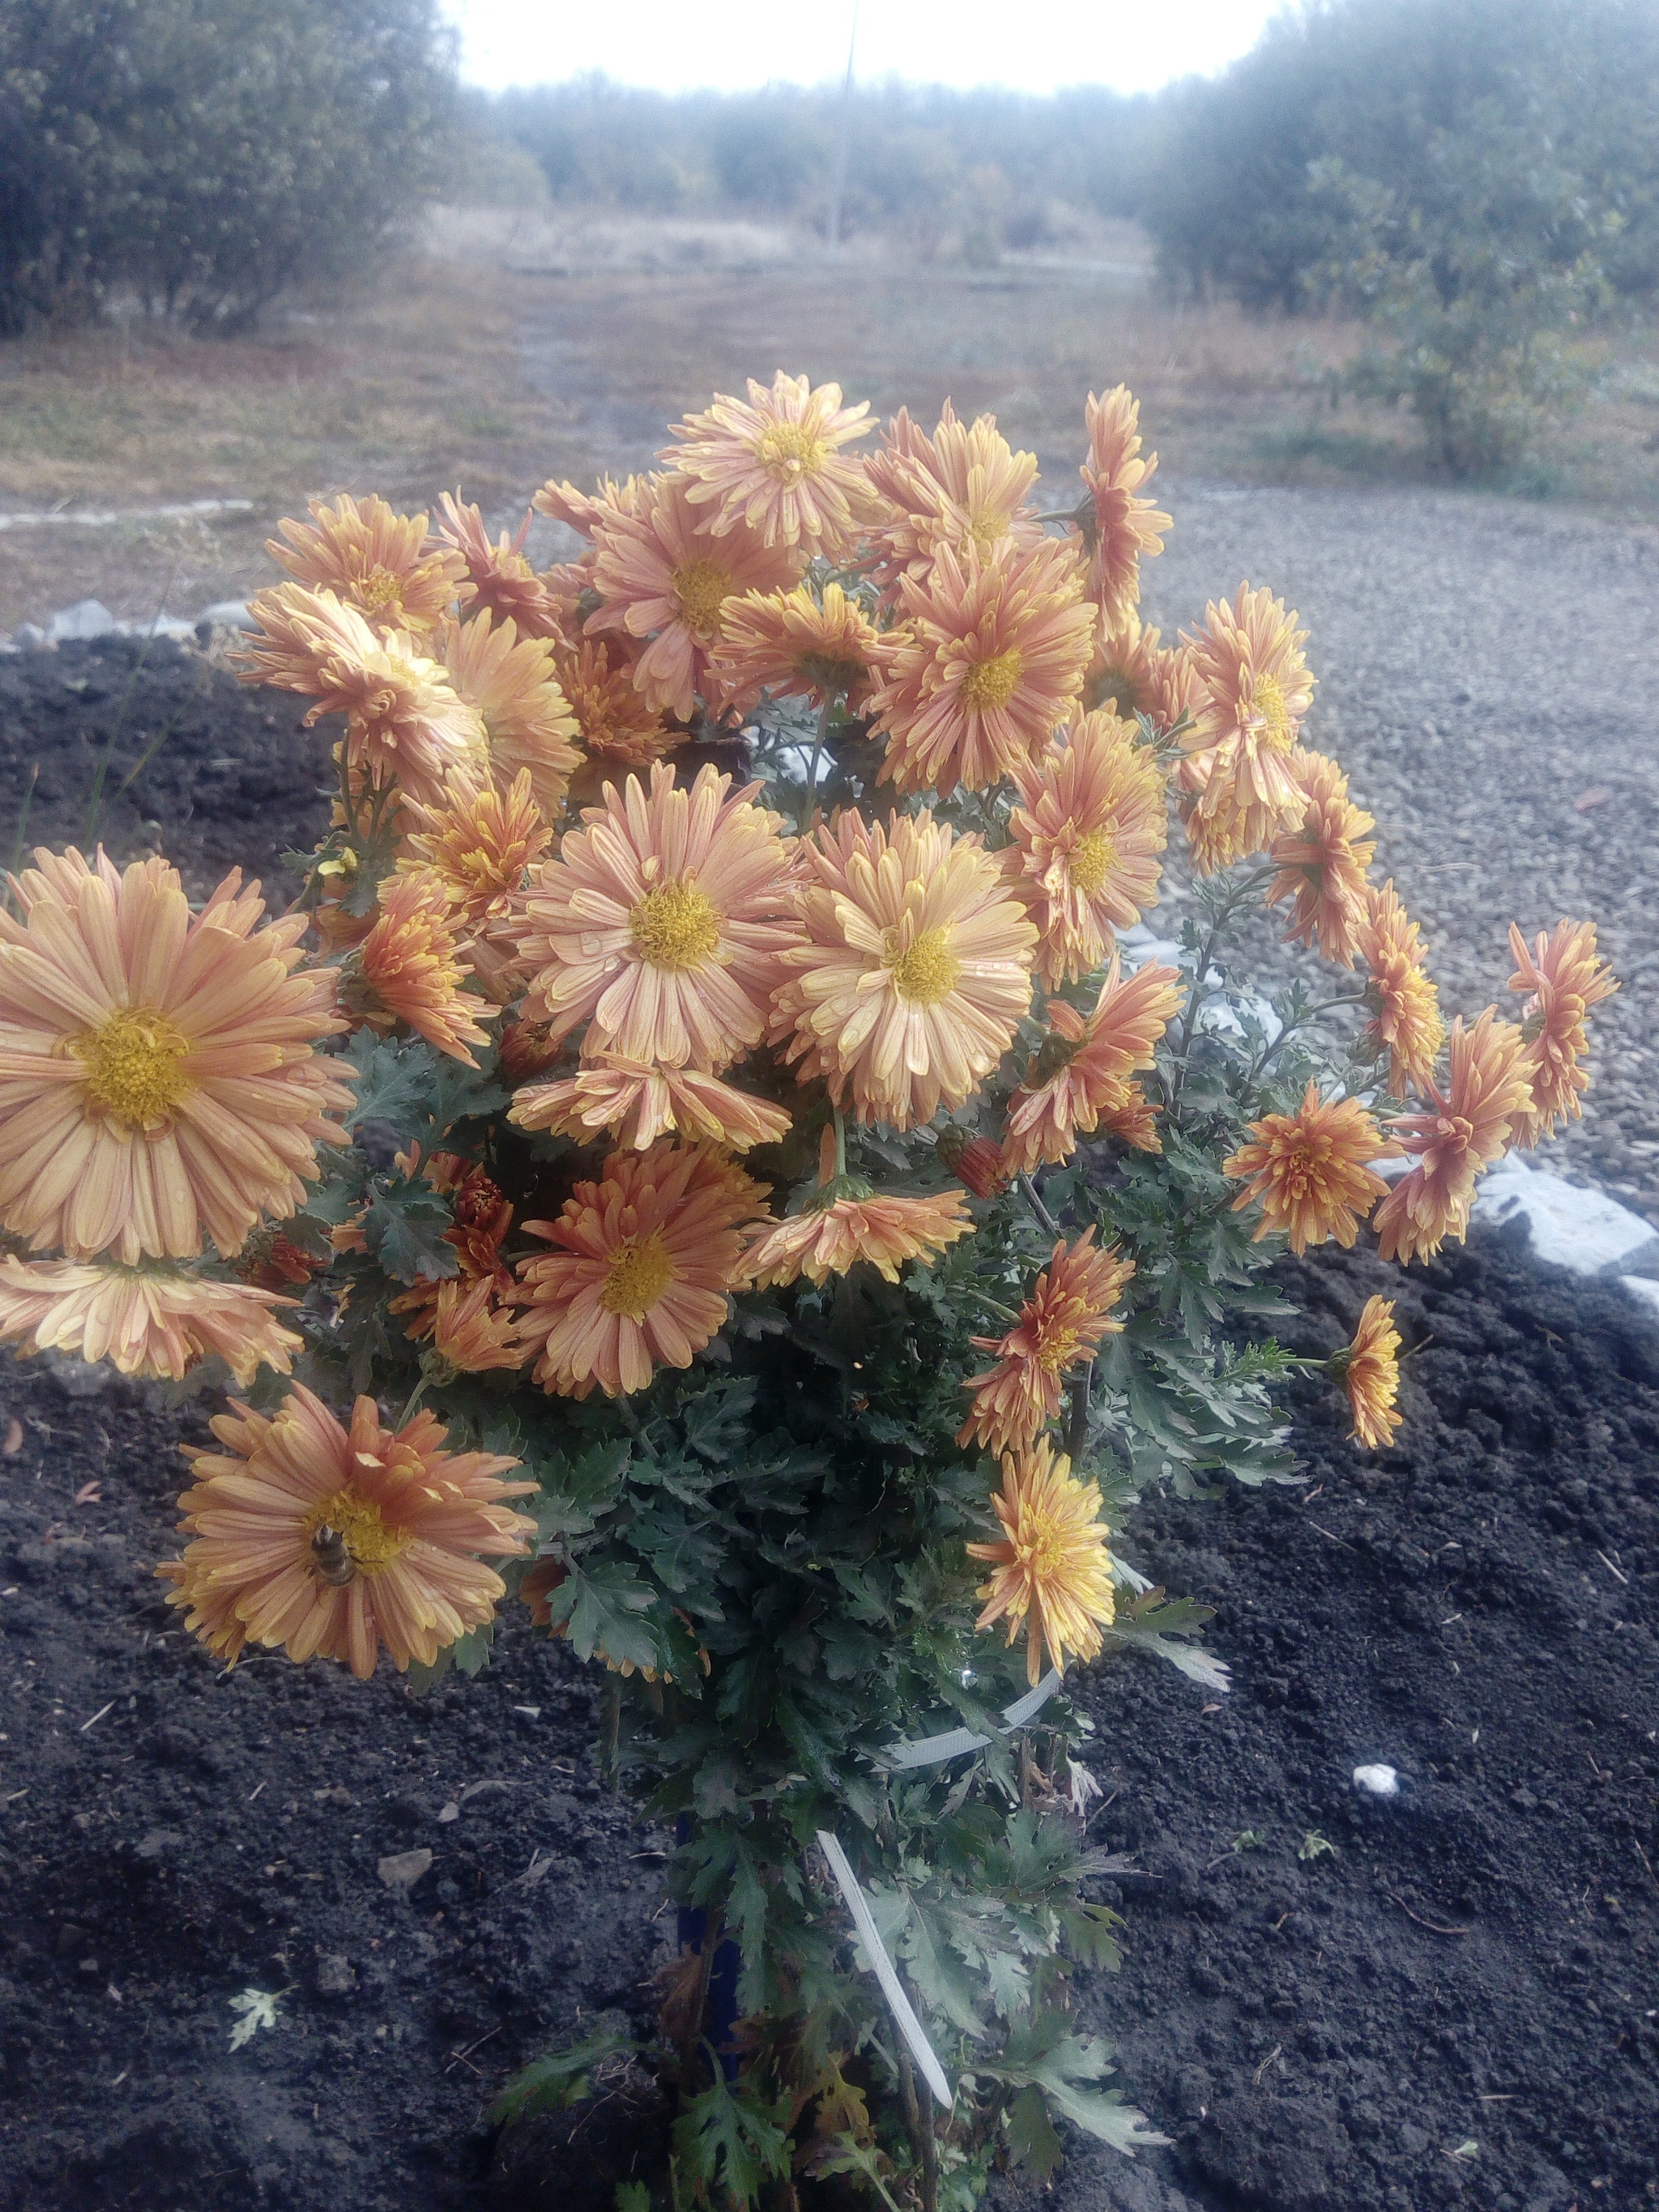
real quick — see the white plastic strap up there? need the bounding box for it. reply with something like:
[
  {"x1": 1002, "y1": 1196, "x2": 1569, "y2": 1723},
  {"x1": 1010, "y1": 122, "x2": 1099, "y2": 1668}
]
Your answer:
[
  {"x1": 816, "y1": 1828, "x2": 953, "y2": 2109},
  {"x1": 881, "y1": 1668, "x2": 1062, "y2": 1771}
]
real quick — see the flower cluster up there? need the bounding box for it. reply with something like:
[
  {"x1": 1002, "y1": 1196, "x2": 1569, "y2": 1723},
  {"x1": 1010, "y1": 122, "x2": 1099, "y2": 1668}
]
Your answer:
[{"x1": 8, "y1": 371, "x2": 1614, "y2": 2205}]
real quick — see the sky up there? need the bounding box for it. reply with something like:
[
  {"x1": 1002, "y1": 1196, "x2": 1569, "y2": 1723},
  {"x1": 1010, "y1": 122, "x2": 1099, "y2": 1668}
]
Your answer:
[{"x1": 441, "y1": 0, "x2": 1289, "y2": 98}]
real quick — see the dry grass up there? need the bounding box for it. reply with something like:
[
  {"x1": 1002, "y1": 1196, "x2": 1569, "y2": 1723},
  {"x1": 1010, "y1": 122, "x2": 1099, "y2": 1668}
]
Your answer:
[{"x1": 5, "y1": 218, "x2": 1658, "y2": 634}]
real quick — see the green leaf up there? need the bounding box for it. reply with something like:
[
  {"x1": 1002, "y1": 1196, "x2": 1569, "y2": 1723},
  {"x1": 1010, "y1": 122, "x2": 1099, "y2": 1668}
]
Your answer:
[
  {"x1": 360, "y1": 1186, "x2": 458, "y2": 1285},
  {"x1": 549, "y1": 1559, "x2": 663, "y2": 1675},
  {"x1": 488, "y1": 2022, "x2": 634, "y2": 2124},
  {"x1": 532, "y1": 1440, "x2": 631, "y2": 1540},
  {"x1": 341, "y1": 1030, "x2": 437, "y2": 1137},
  {"x1": 982, "y1": 2019, "x2": 1170, "y2": 2157},
  {"x1": 671, "y1": 2073, "x2": 791, "y2": 2202},
  {"x1": 614, "y1": 2185, "x2": 651, "y2": 2212},
  {"x1": 1004, "y1": 2082, "x2": 1064, "y2": 2180}
]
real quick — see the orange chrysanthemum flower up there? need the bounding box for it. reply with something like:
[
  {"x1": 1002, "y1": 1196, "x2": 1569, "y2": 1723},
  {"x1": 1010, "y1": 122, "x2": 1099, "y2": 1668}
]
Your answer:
[
  {"x1": 1265, "y1": 751, "x2": 1376, "y2": 967},
  {"x1": 0, "y1": 1255, "x2": 301, "y2": 1386},
  {"x1": 399, "y1": 770, "x2": 551, "y2": 930},
  {"x1": 1009, "y1": 712, "x2": 1168, "y2": 988},
  {"x1": 552, "y1": 636, "x2": 675, "y2": 766},
  {"x1": 439, "y1": 611, "x2": 581, "y2": 820},
  {"x1": 1096, "y1": 1079, "x2": 1163, "y2": 1154},
  {"x1": 936, "y1": 1127, "x2": 1010, "y2": 1199},
  {"x1": 1334, "y1": 1295, "x2": 1403, "y2": 1450},
  {"x1": 967, "y1": 1439, "x2": 1116, "y2": 1686},
  {"x1": 1354, "y1": 880, "x2": 1446, "y2": 1099},
  {"x1": 741, "y1": 1126, "x2": 970, "y2": 1289},
  {"x1": 0, "y1": 850, "x2": 351, "y2": 1263},
  {"x1": 958, "y1": 1230, "x2": 1134, "y2": 1456},
  {"x1": 708, "y1": 581, "x2": 882, "y2": 710},
  {"x1": 497, "y1": 1016, "x2": 563, "y2": 1085},
  {"x1": 667, "y1": 371, "x2": 873, "y2": 555},
  {"x1": 533, "y1": 472, "x2": 648, "y2": 535},
  {"x1": 268, "y1": 492, "x2": 467, "y2": 636},
  {"x1": 1223, "y1": 1082, "x2": 1398, "y2": 1255},
  {"x1": 864, "y1": 403, "x2": 1043, "y2": 596},
  {"x1": 869, "y1": 537, "x2": 1095, "y2": 796},
  {"x1": 429, "y1": 1276, "x2": 525, "y2": 1374},
  {"x1": 514, "y1": 1142, "x2": 766, "y2": 1398},
  {"x1": 352, "y1": 870, "x2": 498, "y2": 1067},
  {"x1": 1374, "y1": 1009, "x2": 1536, "y2": 1264},
  {"x1": 436, "y1": 493, "x2": 566, "y2": 638},
  {"x1": 774, "y1": 808, "x2": 1036, "y2": 1131},
  {"x1": 1506, "y1": 919, "x2": 1618, "y2": 1147},
  {"x1": 236, "y1": 1227, "x2": 318, "y2": 1290},
  {"x1": 587, "y1": 473, "x2": 802, "y2": 721},
  {"x1": 239, "y1": 585, "x2": 489, "y2": 813},
  {"x1": 1181, "y1": 585, "x2": 1316, "y2": 854},
  {"x1": 1000, "y1": 955, "x2": 1183, "y2": 1177},
  {"x1": 512, "y1": 1055, "x2": 792, "y2": 1153},
  {"x1": 514, "y1": 761, "x2": 801, "y2": 1071},
  {"x1": 1081, "y1": 607, "x2": 1162, "y2": 722},
  {"x1": 1076, "y1": 386, "x2": 1172, "y2": 628},
  {"x1": 162, "y1": 1385, "x2": 534, "y2": 1679}
]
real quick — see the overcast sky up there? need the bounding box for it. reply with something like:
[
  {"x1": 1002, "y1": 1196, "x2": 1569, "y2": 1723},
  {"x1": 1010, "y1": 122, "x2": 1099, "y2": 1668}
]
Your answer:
[{"x1": 442, "y1": 0, "x2": 1289, "y2": 97}]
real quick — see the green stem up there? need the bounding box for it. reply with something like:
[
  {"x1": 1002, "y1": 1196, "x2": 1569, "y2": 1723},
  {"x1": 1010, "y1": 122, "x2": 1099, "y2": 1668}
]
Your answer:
[
  {"x1": 833, "y1": 1104, "x2": 847, "y2": 1178},
  {"x1": 394, "y1": 1378, "x2": 430, "y2": 1430},
  {"x1": 803, "y1": 693, "x2": 837, "y2": 825},
  {"x1": 1017, "y1": 1174, "x2": 1062, "y2": 1239}
]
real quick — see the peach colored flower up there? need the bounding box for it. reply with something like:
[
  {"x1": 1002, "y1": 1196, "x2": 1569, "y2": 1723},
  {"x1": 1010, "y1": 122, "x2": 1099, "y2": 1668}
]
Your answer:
[
  {"x1": 239, "y1": 584, "x2": 489, "y2": 813},
  {"x1": 1081, "y1": 607, "x2": 1164, "y2": 722},
  {"x1": 741, "y1": 1127, "x2": 970, "y2": 1289},
  {"x1": 514, "y1": 761, "x2": 801, "y2": 1071},
  {"x1": 1335, "y1": 1295, "x2": 1403, "y2": 1450},
  {"x1": 399, "y1": 770, "x2": 551, "y2": 931},
  {"x1": 429, "y1": 1275, "x2": 525, "y2": 1374},
  {"x1": 1095, "y1": 1079, "x2": 1163, "y2": 1154},
  {"x1": 1076, "y1": 386, "x2": 1171, "y2": 627},
  {"x1": 552, "y1": 636, "x2": 676, "y2": 766},
  {"x1": 1374, "y1": 1009, "x2": 1536, "y2": 1264},
  {"x1": 533, "y1": 473, "x2": 648, "y2": 535},
  {"x1": 438, "y1": 611, "x2": 581, "y2": 820},
  {"x1": 267, "y1": 492, "x2": 466, "y2": 636},
  {"x1": 774, "y1": 808, "x2": 1035, "y2": 1131},
  {"x1": 352, "y1": 870, "x2": 498, "y2": 1067},
  {"x1": 0, "y1": 1255, "x2": 301, "y2": 1385},
  {"x1": 1265, "y1": 750, "x2": 1375, "y2": 967},
  {"x1": 708, "y1": 581, "x2": 882, "y2": 710},
  {"x1": 1224, "y1": 1082, "x2": 1398, "y2": 1255},
  {"x1": 1009, "y1": 712, "x2": 1168, "y2": 987},
  {"x1": 864, "y1": 402, "x2": 1043, "y2": 596},
  {"x1": 1000, "y1": 955, "x2": 1183, "y2": 1177},
  {"x1": 1181, "y1": 585, "x2": 1316, "y2": 854},
  {"x1": 436, "y1": 493, "x2": 566, "y2": 637},
  {"x1": 162, "y1": 1385, "x2": 533, "y2": 1678},
  {"x1": 512, "y1": 1056, "x2": 792, "y2": 1153},
  {"x1": 967, "y1": 1439, "x2": 1115, "y2": 1686},
  {"x1": 587, "y1": 473, "x2": 803, "y2": 721},
  {"x1": 514, "y1": 1143, "x2": 766, "y2": 1398},
  {"x1": 958, "y1": 1230, "x2": 1133, "y2": 1456},
  {"x1": 1354, "y1": 880, "x2": 1445, "y2": 1099},
  {"x1": 869, "y1": 537, "x2": 1095, "y2": 796},
  {"x1": 0, "y1": 850, "x2": 350, "y2": 1264},
  {"x1": 667, "y1": 371, "x2": 873, "y2": 555},
  {"x1": 1506, "y1": 919, "x2": 1618, "y2": 1147}
]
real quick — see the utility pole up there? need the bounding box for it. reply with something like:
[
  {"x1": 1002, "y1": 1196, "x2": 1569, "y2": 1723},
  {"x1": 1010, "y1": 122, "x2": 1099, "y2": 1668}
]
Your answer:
[{"x1": 825, "y1": 0, "x2": 859, "y2": 256}]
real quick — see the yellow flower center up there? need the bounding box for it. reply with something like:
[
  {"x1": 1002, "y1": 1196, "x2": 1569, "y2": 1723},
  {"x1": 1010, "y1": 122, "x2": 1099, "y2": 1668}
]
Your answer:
[
  {"x1": 960, "y1": 646, "x2": 1024, "y2": 713},
  {"x1": 75, "y1": 1005, "x2": 192, "y2": 1132},
  {"x1": 1067, "y1": 827, "x2": 1118, "y2": 899},
  {"x1": 1249, "y1": 673, "x2": 1294, "y2": 748},
  {"x1": 1035, "y1": 1323, "x2": 1083, "y2": 1375},
  {"x1": 356, "y1": 565, "x2": 407, "y2": 615},
  {"x1": 304, "y1": 1485, "x2": 413, "y2": 1578},
  {"x1": 885, "y1": 924, "x2": 962, "y2": 1005},
  {"x1": 630, "y1": 878, "x2": 721, "y2": 970},
  {"x1": 963, "y1": 509, "x2": 1009, "y2": 550},
  {"x1": 669, "y1": 556, "x2": 733, "y2": 637},
  {"x1": 1017, "y1": 1507, "x2": 1068, "y2": 1584},
  {"x1": 600, "y1": 1232, "x2": 676, "y2": 1319},
  {"x1": 757, "y1": 420, "x2": 829, "y2": 479}
]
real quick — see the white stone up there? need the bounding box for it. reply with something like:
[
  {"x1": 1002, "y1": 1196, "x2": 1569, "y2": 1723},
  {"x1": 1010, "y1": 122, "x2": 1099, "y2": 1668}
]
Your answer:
[
  {"x1": 1353, "y1": 1763, "x2": 1401, "y2": 1797},
  {"x1": 119, "y1": 613, "x2": 198, "y2": 641},
  {"x1": 47, "y1": 599, "x2": 116, "y2": 642},
  {"x1": 1620, "y1": 1276, "x2": 1659, "y2": 1320},
  {"x1": 13, "y1": 623, "x2": 50, "y2": 651},
  {"x1": 1473, "y1": 1153, "x2": 1659, "y2": 1279},
  {"x1": 195, "y1": 599, "x2": 254, "y2": 631}
]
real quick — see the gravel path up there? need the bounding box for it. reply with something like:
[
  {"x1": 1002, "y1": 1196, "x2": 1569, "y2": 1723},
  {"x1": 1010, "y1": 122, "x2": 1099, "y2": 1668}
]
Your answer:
[{"x1": 1137, "y1": 479, "x2": 1659, "y2": 1223}]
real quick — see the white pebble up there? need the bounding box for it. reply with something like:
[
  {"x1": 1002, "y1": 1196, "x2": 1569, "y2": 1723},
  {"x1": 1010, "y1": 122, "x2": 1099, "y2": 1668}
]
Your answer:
[{"x1": 1353, "y1": 1762, "x2": 1401, "y2": 1797}]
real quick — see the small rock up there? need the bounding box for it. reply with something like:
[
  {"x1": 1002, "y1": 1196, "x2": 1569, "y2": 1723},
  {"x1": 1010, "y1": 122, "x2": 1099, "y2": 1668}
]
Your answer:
[
  {"x1": 195, "y1": 599, "x2": 254, "y2": 632},
  {"x1": 47, "y1": 599, "x2": 116, "y2": 643},
  {"x1": 14, "y1": 623, "x2": 49, "y2": 651},
  {"x1": 1511, "y1": 1787, "x2": 1538, "y2": 1810},
  {"x1": 134, "y1": 1828, "x2": 185, "y2": 1860},
  {"x1": 315, "y1": 1953, "x2": 356, "y2": 1995},
  {"x1": 377, "y1": 1847, "x2": 433, "y2": 1891},
  {"x1": 1353, "y1": 1763, "x2": 1401, "y2": 1797}
]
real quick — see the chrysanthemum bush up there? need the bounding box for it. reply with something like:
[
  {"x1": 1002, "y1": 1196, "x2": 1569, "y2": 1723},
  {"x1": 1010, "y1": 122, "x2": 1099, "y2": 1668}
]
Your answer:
[{"x1": 0, "y1": 372, "x2": 1617, "y2": 2205}]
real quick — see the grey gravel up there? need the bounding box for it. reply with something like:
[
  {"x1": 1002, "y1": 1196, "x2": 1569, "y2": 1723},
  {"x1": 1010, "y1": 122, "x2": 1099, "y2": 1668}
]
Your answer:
[{"x1": 1136, "y1": 479, "x2": 1659, "y2": 1225}]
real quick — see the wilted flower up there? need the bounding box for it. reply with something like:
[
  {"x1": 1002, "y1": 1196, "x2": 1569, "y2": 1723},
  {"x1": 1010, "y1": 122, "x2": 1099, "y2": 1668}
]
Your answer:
[
  {"x1": 741, "y1": 1126, "x2": 970, "y2": 1289},
  {"x1": 1333, "y1": 1295, "x2": 1403, "y2": 1450},
  {"x1": 511, "y1": 1055, "x2": 792, "y2": 1153},
  {"x1": 968, "y1": 1439, "x2": 1116, "y2": 1686},
  {"x1": 0, "y1": 850, "x2": 350, "y2": 1263}
]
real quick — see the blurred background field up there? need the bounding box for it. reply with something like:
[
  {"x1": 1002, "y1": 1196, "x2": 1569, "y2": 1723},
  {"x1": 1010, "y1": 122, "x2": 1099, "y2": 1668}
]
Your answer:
[{"x1": 6, "y1": 0, "x2": 1659, "y2": 634}]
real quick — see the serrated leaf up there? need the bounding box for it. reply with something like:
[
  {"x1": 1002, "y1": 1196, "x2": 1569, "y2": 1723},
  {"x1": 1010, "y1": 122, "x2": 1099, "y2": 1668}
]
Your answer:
[
  {"x1": 487, "y1": 2022, "x2": 633, "y2": 2124},
  {"x1": 548, "y1": 1558, "x2": 662, "y2": 1674},
  {"x1": 360, "y1": 1187, "x2": 458, "y2": 1285},
  {"x1": 341, "y1": 1030, "x2": 438, "y2": 1136},
  {"x1": 672, "y1": 2073, "x2": 792, "y2": 2201},
  {"x1": 1004, "y1": 2082, "x2": 1064, "y2": 2180},
  {"x1": 228, "y1": 1988, "x2": 281, "y2": 2050}
]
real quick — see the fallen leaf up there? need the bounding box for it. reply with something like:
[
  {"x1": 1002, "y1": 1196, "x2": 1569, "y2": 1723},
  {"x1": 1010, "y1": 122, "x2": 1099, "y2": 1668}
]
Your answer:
[
  {"x1": 377, "y1": 1847, "x2": 433, "y2": 1890},
  {"x1": 2, "y1": 1419, "x2": 22, "y2": 1457},
  {"x1": 228, "y1": 1988, "x2": 282, "y2": 2049},
  {"x1": 1573, "y1": 786, "x2": 1610, "y2": 812},
  {"x1": 73, "y1": 1481, "x2": 102, "y2": 1506},
  {"x1": 1201, "y1": 1703, "x2": 1222, "y2": 1715}
]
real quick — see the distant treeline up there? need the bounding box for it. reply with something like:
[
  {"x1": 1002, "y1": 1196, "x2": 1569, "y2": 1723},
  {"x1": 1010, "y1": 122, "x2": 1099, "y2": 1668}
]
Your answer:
[{"x1": 479, "y1": 79, "x2": 1155, "y2": 254}]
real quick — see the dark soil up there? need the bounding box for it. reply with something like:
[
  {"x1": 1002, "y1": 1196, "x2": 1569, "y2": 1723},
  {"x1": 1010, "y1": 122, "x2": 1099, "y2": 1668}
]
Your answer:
[
  {"x1": 1, "y1": 634, "x2": 334, "y2": 893},
  {"x1": 2, "y1": 637, "x2": 1657, "y2": 2212}
]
